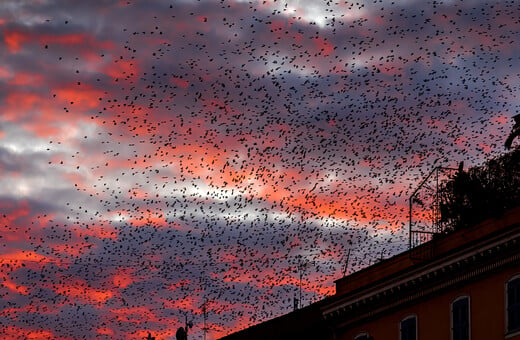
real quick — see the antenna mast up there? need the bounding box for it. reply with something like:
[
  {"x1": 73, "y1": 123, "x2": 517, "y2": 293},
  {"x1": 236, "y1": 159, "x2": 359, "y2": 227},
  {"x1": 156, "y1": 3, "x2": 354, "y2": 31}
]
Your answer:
[
  {"x1": 295, "y1": 256, "x2": 309, "y2": 310},
  {"x1": 342, "y1": 248, "x2": 351, "y2": 277},
  {"x1": 202, "y1": 299, "x2": 208, "y2": 340}
]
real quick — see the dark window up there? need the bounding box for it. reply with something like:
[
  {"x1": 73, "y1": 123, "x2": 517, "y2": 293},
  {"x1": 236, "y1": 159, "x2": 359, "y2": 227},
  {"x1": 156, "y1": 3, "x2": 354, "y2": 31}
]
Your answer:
[
  {"x1": 508, "y1": 277, "x2": 520, "y2": 333},
  {"x1": 354, "y1": 334, "x2": 373, "y2": 340},
  {"x1": 452, "y1": 297, "x2": 469, "y2": 340},
  {"x1": 400, "y1": 316, "x2": 416, "y2": 340}
]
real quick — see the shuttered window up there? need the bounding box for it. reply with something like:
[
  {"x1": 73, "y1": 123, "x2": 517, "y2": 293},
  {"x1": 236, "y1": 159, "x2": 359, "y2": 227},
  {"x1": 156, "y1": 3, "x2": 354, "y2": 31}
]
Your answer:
[
  {"x1": 451, "y1": 296, "x2": 470, "y2": 340},
  {"x1": 400, "y1": 315, "x2": 417, "y2": 340},
  {"x1": 508, "y1": 277, "x2": 520, "y2": 333}
]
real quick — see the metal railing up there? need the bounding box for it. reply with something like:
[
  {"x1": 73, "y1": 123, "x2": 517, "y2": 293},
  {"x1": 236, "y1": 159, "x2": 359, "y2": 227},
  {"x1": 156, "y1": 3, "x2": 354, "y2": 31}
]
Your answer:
[{"x1": 409, "y1": 166, "x2": 458, "y2": 260}]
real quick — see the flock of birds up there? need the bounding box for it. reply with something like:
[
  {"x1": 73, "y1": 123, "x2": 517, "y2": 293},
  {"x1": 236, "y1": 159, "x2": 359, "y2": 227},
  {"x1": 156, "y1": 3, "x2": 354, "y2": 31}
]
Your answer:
[{"x1": 1, "y1": 0, "x2": 519, "y2": 338}]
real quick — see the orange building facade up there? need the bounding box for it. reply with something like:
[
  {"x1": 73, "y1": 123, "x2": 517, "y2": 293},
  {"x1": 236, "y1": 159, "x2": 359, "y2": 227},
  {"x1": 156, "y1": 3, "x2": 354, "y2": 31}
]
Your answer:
[
  {"x1": 221, "y1": 206, "x2": 520, "y2": 340},
  {"x1": 326, "y1": 206, "x2": 520, "y2": 340}
]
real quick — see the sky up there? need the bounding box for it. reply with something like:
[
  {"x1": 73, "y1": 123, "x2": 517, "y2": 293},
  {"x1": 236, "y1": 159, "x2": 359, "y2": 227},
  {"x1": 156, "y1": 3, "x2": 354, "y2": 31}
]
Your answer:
[{"x1": 0, "y1": 0, "x2": 519, "y2": 339}]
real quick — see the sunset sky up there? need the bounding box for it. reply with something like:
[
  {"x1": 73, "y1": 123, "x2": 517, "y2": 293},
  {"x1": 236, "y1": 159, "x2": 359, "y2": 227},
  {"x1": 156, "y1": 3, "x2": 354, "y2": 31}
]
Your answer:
[{"x1": 0, "y1": 0, "x2": 519, "y2": 338}]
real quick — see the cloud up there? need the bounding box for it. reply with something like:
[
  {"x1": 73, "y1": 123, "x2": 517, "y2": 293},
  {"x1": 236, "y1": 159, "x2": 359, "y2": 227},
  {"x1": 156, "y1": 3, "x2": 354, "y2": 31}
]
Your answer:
[{"x1": 0, "y1": 0, "x2": 519, "y2": 338}]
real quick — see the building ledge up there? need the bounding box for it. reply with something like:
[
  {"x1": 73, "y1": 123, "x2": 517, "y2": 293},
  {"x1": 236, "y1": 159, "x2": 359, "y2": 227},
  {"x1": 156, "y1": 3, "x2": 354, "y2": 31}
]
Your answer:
[
  {"x1": 335, "y1": 206, "x2": 520, "y2": 297},
  {"x1": 323, "y1": 206, "x2": 520, "y2": 325}
]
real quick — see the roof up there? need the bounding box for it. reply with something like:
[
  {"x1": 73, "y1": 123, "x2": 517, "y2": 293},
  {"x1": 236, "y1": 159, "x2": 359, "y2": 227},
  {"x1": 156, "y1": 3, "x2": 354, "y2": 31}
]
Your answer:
[
  {"x1": 218, "y1": 301, "x2": 329, "y2": 340},
  {"x1": 334, "y1": 206, "x2": 520, "y2": 296}
]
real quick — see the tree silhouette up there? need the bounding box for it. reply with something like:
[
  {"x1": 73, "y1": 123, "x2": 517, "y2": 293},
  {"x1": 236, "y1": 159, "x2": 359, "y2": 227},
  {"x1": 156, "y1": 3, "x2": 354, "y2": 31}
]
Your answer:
[{"x1": 439, "y1": 149, "x2": 520, "y2": 231}]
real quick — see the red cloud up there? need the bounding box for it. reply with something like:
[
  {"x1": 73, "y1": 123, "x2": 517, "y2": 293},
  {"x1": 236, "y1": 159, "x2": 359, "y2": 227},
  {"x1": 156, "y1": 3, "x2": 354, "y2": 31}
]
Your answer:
[
  {"x1": 3, "y1": 29, "x2": 113, "y2": 54},
  {"x1": 171, "y1": 76, "x2": 189, "y2": 88},
  {"x1": 96, "y1": 327, "x2": 115, "y2": 337},
  {"x1": 54, "y1": 85, "x2": 104, "y2": 110},
  {"x1": 51, "y1": 242, "x2": 93, "y2": 257},
  {"x1": 72, "y1": 224, "x2": 118, "y2": 241},
  {"x1": 0, "y1": 251, "x2": 54, "y2": 295},
  {"x1": 50, "y1": 278, "x2": 114, "y2": 304},
  {"x1": 109, "y1": 306, "x2": 163, "y2": 325},
  {"x1": 3, "y1": 91, "x2": 42, "y2": 121},
  {"x1": 7, "y1": 72, "x2": 44, "y2": 87},
  {"x1": 103, "y1": 59, "x2": 139, "y2": 82},
  {"x1": 2, "y1": 84, "x2": 103, "y2": 137},
  {"x1": 3, "y1": 30, "x2": 30, "y2": 53},
  {"x1": 112, "y1": 269, "x2": 135, "y2": 289},
  {"x1": 0, "y1": 327, "x2": 55, "y2": 340},
  {"x1": 313, "y1": 37, "x2": 334, "y2": 56}
]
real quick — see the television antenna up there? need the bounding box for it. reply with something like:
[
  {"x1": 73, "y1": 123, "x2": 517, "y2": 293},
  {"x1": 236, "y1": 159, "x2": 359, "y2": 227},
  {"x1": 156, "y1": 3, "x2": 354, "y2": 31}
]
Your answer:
[
  {"x1": 175, "y1": 313, "x2": 193, "y2": 340},
  {"x1": 201, "y1": 298, "x2": 210, "y2": 340},
  {"x1": 294, "y1": 255, "x2": 310, "y2": 310}
]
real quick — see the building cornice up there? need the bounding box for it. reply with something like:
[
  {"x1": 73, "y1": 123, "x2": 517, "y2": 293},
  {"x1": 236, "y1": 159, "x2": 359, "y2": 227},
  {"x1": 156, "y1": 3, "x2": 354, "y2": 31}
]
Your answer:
[{"x1": 322, "y1": 226, "x2": 520, "y2": 329}]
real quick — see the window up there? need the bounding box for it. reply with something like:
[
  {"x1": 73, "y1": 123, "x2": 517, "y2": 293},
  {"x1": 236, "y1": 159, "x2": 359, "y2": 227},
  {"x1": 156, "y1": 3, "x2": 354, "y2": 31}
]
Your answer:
[
  {"x1": 507, "y1": 276, "x2": 520, "y2": 333},
  {"x1": 400, "y1": 315, "x2": 417, "y2": 340},
  {"x1": 451, "y1": 296, "x2": 470, "y2": 340}
]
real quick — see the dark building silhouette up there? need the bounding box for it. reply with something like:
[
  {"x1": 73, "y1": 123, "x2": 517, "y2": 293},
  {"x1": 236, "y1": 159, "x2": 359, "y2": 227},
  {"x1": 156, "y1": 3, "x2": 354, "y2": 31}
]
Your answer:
[{"x1": 219, "y1": 300, "x2": 330, "y2": 340}]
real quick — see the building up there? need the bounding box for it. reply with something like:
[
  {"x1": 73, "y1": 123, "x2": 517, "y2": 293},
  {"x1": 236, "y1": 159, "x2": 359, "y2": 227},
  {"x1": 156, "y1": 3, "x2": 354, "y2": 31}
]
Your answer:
[
  {"x1": 324, "y1": 205, "x2": 520, "y2": 340},
  {"x1": 219, "y1": 301, "x2": 329, "y2": 340},
  {"x1": 220, "y1": 206, "x2": 520, "y2": 340}
]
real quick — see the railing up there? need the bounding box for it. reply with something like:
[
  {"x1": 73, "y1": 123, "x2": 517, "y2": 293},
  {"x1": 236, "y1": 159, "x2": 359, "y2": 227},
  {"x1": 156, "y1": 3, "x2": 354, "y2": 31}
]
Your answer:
[{"x1": 409, "y1": 166, "x2": 458, "y2": 260}]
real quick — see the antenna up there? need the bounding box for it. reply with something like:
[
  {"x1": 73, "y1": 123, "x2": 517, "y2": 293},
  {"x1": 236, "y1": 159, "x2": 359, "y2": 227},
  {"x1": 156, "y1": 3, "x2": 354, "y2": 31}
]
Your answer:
[
  {"x1": 201, "y1": 298, "x2": 209, "y2": 340},
  {"x1": 296, "y1": 256, "x2": 309, "y2": 310},
  {"x1": 199, "y1": 276, "x2": 211, "y2": 340},
  {"x1": 342, "y1": 248, "x2": 351, "y2": 277},
  {"x1": 176, "y1": 312, "x2": 193, "y2": 340}
]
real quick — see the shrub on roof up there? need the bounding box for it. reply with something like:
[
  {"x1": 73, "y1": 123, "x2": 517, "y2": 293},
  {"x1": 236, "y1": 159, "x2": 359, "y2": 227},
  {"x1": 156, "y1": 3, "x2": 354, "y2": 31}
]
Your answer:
[{"x1": 438, "y1": 149, "x2": 520, "y2": 231}]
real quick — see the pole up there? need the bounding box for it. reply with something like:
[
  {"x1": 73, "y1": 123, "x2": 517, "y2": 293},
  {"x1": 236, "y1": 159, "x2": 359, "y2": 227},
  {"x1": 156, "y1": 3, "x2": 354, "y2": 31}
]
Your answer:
[
  {"x1": 342, "y1": 248, "x2": 351, "y2": 277},
  {"x1": 299, "y1": 258, "x2": 302, "y2": 310},
  {"x1": 409, "y1": 195, "x2": 412, "y2": 250},
  {"x1": 435, "y1": 167, "x2": 439, "y2": 233},
  {"x1": 203, "y1": 299, "x2": 207, "y2": 340}
]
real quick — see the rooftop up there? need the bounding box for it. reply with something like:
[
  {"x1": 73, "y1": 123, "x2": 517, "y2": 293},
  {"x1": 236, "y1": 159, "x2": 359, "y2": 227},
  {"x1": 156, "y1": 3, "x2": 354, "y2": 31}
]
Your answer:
[{"x1": 334, "y1": 205, "x2": 520, "y2": 296}]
